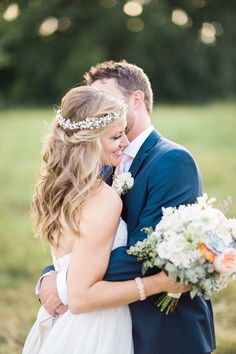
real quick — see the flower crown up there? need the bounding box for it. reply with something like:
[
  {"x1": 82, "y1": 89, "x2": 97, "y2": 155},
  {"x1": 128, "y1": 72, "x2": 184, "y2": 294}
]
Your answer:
[{"x1": 56, "y1": 104, "x2": 127, "y2": 131}]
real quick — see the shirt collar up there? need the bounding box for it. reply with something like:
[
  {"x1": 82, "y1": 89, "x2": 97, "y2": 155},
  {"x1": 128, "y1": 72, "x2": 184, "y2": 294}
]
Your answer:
[{"x1": 123, "y1": 125, "x2": 155, "y2": 159}]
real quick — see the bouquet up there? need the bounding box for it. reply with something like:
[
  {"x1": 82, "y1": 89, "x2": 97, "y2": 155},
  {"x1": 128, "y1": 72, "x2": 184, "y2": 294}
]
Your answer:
[{"x1": 128, "y1": 194, "x2": 236, "y2": 314}]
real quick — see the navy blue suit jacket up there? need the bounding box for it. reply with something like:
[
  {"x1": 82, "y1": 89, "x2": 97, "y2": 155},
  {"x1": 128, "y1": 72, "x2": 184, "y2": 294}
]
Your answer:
[{"x1": 103, "y1": 130, "x2": 216, "y2": 354}]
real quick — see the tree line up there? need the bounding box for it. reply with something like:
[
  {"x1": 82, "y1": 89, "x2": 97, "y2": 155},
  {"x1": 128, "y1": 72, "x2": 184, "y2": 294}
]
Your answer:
[{"x1": 0, "y1": 0, "x2": 235, "y2": 105}]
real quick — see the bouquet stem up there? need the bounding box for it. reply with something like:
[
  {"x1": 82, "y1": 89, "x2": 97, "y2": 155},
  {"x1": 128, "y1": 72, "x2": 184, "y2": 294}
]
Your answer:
[{"x1": 156, "y1": 292, "x2": 181, "y2": 314}]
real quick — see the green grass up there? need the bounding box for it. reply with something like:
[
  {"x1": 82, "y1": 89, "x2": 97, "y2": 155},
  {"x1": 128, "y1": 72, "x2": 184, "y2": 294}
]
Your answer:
[{"x1": 0, "y1": 103, "x2": 236, "y2": 353}]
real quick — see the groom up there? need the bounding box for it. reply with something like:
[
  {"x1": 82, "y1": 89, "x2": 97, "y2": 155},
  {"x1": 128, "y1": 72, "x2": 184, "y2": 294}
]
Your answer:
[{"x1": 39, "y1": 60, "x2": 216, "y2": 354}]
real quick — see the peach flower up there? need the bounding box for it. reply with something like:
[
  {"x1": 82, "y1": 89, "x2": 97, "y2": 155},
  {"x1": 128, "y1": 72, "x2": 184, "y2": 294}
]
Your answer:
[
  {"x1": 198, "y1": 243, "x2": 217, "y2": 263},
  {"x1": 214, "y1": 248, "x2": 236, "y2": 275}
]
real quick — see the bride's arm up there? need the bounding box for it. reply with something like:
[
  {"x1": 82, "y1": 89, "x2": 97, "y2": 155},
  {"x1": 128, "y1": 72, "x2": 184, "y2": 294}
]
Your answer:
[{"x1": 67, "y1": 185, "x2": 187, "y2": 314}]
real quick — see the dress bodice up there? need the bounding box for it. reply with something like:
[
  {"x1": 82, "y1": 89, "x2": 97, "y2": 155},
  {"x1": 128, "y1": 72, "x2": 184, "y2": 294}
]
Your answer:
[
  {"x1": 52, "y1": 218, "x2": 128, "y2": 271},
  {"x1": 111, "y1": 218, "x2": 128, "y2": 251}
]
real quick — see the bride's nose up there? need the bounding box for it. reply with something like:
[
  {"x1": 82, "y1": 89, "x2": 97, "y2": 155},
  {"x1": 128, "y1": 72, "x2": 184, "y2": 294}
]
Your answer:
[{"x1": 120, "y1": 134, "x2": 129, "y2": 149}]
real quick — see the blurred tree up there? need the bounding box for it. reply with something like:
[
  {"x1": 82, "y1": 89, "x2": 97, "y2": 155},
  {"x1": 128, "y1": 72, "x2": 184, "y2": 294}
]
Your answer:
[{"x1": 0, "y1": 0, "x2": 235, "y2": 105}]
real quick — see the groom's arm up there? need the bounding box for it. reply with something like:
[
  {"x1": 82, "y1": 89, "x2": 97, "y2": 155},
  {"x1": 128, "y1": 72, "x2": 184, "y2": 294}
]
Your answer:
[{"x1": 104, "y1": 149, "x2": 202, "y2": 281}]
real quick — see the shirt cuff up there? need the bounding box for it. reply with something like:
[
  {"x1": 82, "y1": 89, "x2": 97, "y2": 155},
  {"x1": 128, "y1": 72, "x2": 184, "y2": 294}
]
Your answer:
[
  {"x1": 35, "y1": 272, "x2": 50, "y2": 296},
  {"x1": 56, "y1": 268, "x2": 68, "y2": 305}
]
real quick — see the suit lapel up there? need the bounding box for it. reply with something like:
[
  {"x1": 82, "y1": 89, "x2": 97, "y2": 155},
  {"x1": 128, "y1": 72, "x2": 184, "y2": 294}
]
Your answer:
[{"x1": 129, "y1": 130, "x2": 161, "y2": 178}]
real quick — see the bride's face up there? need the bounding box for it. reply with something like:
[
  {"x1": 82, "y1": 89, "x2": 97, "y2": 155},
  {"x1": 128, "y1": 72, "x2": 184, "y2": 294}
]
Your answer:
[{"x1": 100, "y1": 116, "x2": 129, "y2": 167}]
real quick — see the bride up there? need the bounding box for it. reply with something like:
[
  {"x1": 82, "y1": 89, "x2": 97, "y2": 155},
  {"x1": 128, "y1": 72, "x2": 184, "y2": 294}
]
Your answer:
[{"x1": 23, "y1": 86, "x2": 189, "y2": 354}]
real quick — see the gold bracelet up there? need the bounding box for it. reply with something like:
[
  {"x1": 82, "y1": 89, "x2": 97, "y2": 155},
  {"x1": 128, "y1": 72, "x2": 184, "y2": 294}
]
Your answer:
[{"x1": 135, "y1": 277, "x2": 147, "y2": 301}]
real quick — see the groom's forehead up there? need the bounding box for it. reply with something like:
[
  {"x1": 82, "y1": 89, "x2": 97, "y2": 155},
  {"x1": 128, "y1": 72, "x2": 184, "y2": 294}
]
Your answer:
[{"x1": 91, "y1": 78, "x2": 125, "y2": 100}]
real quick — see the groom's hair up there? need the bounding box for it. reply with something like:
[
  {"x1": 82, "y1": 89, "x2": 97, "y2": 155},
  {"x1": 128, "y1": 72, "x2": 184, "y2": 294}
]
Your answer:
[{"x1": 84, "y1": 60, "x2": 153, "y2": 114}]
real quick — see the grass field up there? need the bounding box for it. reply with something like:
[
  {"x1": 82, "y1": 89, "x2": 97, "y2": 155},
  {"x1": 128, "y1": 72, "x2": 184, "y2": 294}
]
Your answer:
[{"x1": 0, "y1": 103, "x2": 236, "y2": 353}]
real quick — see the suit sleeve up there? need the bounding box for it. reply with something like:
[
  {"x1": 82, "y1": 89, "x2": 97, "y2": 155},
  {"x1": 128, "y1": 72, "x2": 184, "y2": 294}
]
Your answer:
[{"x1": 104, "y1": 149, "x2": 202, "y2": 281}]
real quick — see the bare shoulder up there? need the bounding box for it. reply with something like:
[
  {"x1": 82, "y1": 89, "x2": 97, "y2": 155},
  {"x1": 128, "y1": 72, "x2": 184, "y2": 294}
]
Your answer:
[
  {"x1": 80, "y1": 182, "x2": 122, "y2": 239},
  {"x1": 86, "y1": 181, "x2": 122, "y2": 213}
]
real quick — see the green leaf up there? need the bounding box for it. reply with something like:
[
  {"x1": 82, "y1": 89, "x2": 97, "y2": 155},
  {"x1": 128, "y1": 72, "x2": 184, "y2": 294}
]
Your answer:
[
  {"x1": 190, "y1": 288, "x2": 198, "y2": 299},
  {"x1": 165, "y1": 262, "x2": 177, "y2": 273},
  {"x1": 179, "y1": 270, "x2": 185, "y2": 283},
  {"x1": 142, "y1": 263, "x2": 148, "y2": 275},
  {"x1": 169, "y1": 271, "x2": 176, "y2": 285}
]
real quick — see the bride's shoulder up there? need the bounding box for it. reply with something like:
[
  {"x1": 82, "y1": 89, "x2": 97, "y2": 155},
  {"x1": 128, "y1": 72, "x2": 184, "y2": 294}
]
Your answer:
[
  {"x1": 82, "y1": 181, "x2": 122, "y2": 220},
  {"x1": 79, "y1": 182, "x2": 122, "y2": 239},
  {"x1": 97, "y1": 181, "x2": 121, "y2": 201}
]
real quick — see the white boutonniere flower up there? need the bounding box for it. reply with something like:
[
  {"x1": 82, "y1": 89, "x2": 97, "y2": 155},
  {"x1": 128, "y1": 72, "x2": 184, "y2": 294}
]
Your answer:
[{"x1": 112, "y1": 172, "x2": 134, "y2": 196}]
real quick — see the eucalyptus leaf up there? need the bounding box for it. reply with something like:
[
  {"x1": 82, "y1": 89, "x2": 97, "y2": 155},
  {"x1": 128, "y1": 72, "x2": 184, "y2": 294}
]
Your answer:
[
  {"x1": 142, "y1": 263, "x2": 148, "y2": 275},
  {"x1": 190, "y1": 288, "x2": 198, "y2": 299},
  {"x1": 169, "y1": 271, "x2": 176, "y2": 285},
  {"x1": 179, "y1": 270, "x2": 185, "y2": 283},
  {"x1": 165, "y1": 262, "x2": 177, "y2": 273}
]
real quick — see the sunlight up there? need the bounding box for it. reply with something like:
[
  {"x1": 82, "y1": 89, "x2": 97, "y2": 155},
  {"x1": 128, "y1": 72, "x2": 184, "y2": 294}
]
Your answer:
[
  {"x1": 127, "y1": 18, "x2": 144, "y2": 32},
  {"x1": 200, "y1": 22, "x2": 216, "y2": 45},
  {"x1": 100, "y1": 0, "x2": 117, "y2": 8},
  {"x1": 212, "y1": 21, "x2": 224, "y2": 36},
  {"x1": 58, "y1": 17, "x2": 72, "y2": 32},
  {"x1": 38, "y1": 17, "x2": 59, "y2": 37},
  {"x1": 123, "y1": 1, "x2": 143, "y2": 17},
  {"x1": 3, "y1": 3, "x2": 19, "y2": 21},
  {"x1": 172, "y1": 9, "x2": 189, "y2": 27},
  {"x1": 193, "y1": 0, "x2": 207, "y2": 8}
]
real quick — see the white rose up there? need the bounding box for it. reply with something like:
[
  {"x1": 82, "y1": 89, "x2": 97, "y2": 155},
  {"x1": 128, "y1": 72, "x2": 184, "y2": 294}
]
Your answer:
[
  {"x1": 112, "y1": 172, "x2": 134, "y2": 195},
  {"x1": 170, "y1": 253, "x2": 184, "y2": 267},
  {"x1": 157, "y1": 242, "x2": 174, "y2": 259},
  {"x1": 156, "y1": 213, "x2": 182, "y2": 233},
  {"x1": 112, "y1": 179, "x2": 123, "y2": 194},
  {"x1": 168, "y1": 235, "x2": 187, "y2": 253}
]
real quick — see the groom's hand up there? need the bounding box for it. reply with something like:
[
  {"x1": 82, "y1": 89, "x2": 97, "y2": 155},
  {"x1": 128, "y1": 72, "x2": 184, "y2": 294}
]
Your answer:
[{"x1": 39, "y1": 271, "x2": 68, "y2": 315}]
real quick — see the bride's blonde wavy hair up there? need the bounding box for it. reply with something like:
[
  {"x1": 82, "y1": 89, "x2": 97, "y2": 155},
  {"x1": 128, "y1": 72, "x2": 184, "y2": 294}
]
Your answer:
[{"x1": 31, "y1": 86, "x2": 124, "y2": 245}]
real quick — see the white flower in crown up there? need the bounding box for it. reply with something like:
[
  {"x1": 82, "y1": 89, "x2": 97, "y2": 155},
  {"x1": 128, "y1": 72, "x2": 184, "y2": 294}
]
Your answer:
[
  {"x1": 112, "y1": 172, "x2": 134, "y2": 196},
  {"x1": 56, "y1": 104, "x2": 127, "y2": 131}
]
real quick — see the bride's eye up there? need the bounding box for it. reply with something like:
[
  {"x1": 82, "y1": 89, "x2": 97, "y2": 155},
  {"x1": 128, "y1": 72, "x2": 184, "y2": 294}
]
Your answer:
[{"x1": 112, "y1": 135, "x2": 122, "y2": 140}]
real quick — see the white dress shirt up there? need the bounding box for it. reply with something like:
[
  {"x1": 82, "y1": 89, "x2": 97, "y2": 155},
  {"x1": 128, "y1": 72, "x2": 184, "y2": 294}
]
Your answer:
[
  {"x1": 38, "y1": 125, "x2": 155, "y2": 304},
  {"x1": 122, "y1": 125, "x2": 155, "y2": 172}
]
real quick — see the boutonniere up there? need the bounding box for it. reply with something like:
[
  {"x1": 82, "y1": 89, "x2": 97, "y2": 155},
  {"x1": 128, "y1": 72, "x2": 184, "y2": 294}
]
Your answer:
[{"x1": 112, "y1": 172, "x2": 134, "y2": 196}]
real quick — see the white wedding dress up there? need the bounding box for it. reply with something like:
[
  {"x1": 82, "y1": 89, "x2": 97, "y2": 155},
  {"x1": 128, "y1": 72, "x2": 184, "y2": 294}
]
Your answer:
[{"x1": 23, "y1": 219, "x2": 133, "y2": 354}]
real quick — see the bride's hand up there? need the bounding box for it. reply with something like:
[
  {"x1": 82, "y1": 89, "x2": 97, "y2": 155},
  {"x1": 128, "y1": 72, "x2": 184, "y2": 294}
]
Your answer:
[{"x1": 156, "y1": 271, "x2": 191, "y2": 294}]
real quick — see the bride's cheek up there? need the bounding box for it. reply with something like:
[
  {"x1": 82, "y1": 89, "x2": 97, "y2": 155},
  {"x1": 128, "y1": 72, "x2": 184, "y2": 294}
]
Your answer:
[{"x1": 115, "y1": 139, "x2": 122, "y2": 149}]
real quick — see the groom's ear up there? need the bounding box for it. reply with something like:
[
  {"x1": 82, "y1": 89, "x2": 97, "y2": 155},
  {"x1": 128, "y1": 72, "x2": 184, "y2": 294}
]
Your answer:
[{"x1": 129, "y1": 90, "x2": 145, "y2": 111}]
